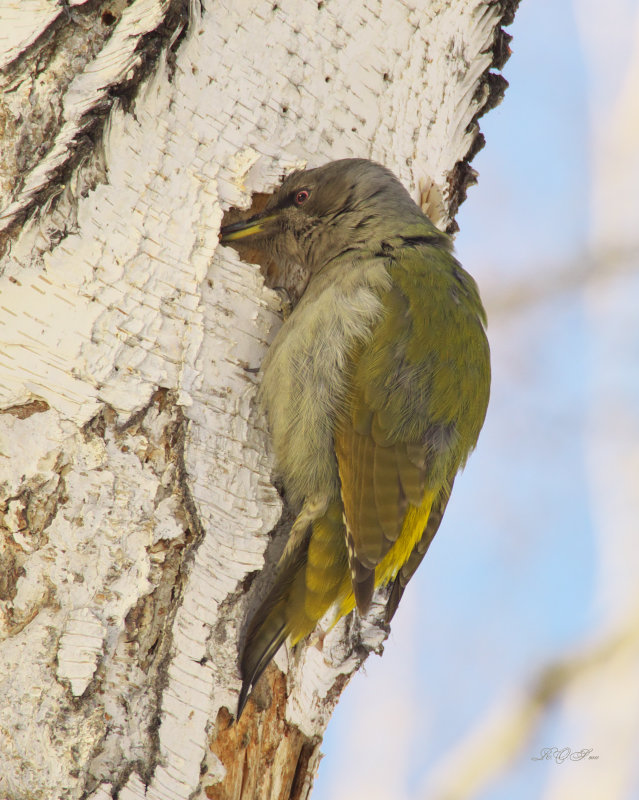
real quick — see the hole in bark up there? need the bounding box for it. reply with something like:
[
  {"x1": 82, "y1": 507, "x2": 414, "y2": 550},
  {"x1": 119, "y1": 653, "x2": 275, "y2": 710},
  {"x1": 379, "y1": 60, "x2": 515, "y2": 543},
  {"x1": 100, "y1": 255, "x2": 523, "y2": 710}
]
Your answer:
[
  {"x1": 219, "y1": 190, "x2": 313, "y2": 304},
  {"x1": 219, "y1": 193, "x2": 279, "y2": 285}
]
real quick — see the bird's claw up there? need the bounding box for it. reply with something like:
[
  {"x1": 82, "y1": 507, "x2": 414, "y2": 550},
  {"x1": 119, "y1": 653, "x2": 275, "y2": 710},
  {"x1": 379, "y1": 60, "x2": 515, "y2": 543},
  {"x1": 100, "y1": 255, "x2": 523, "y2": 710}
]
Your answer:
[{"x1": 273, "y1": 286, "x2": 294, "y2": 319}]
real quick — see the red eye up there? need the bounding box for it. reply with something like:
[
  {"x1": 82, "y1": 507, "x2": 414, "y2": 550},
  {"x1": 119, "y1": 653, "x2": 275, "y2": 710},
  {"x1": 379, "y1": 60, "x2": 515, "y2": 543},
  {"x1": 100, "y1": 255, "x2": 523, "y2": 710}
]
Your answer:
[{"x1": 295, "y1": 189, "x2": 310, "y2": 205}]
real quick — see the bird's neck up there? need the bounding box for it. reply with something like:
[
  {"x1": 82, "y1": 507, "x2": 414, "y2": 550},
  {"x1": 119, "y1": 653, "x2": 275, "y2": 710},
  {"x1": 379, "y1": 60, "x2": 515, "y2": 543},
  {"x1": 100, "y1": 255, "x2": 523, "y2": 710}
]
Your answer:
[{"x1": 310, "y1": 216, "x2": 451, "y2": 275}]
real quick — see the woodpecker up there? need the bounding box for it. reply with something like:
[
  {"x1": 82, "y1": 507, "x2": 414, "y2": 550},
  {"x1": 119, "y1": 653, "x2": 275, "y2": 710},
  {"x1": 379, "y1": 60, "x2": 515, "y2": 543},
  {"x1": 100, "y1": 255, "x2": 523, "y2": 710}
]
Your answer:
[{"x1": 220, "y1": 158, "x2": 490, "y2": 717}]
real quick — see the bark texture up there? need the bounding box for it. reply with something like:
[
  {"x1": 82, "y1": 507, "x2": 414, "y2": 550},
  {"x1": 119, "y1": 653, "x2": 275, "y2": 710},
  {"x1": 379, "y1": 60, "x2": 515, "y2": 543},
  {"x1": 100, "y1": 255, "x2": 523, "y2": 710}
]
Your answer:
[{"x1": 0, "y1": 1, "x2": 518, "y2": 797}]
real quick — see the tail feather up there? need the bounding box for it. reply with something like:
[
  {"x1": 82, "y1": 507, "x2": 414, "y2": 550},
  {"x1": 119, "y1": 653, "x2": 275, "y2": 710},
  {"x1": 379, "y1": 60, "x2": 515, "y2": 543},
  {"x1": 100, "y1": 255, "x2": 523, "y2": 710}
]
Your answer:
[
  {"x1": 237, "y1": 523, "x2": 310, "y2": 719},
  {"x1": 238, "y1": 611, "x2": 288, "y2": 719},
  {"x1": 237, "y1": 502, "x2": 348, "y2": 718}
]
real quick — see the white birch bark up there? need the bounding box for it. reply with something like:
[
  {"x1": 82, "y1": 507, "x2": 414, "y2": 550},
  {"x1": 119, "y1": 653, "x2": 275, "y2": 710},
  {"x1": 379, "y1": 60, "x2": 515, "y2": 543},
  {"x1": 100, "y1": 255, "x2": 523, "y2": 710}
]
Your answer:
[{"x1": 0, "y1": 1, "x2": 518, "y2": 797}]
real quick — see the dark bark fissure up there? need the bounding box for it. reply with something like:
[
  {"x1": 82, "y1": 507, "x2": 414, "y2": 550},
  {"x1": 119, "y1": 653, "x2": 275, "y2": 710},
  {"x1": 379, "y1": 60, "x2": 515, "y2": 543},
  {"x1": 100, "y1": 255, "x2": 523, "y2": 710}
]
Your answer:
[
  {"x1": 0, "y1": 0, "x2": 193, "y2": 260},
  {"x1": 71, "y1": 391, "x2": 208, "y2": 798}
]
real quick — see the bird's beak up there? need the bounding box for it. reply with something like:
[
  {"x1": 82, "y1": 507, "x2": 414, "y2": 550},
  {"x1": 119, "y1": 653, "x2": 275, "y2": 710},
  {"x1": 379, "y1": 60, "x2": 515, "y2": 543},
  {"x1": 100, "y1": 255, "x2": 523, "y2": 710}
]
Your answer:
[{"x1": 219, "y1": 212, "x2": 278, "y2": 243}]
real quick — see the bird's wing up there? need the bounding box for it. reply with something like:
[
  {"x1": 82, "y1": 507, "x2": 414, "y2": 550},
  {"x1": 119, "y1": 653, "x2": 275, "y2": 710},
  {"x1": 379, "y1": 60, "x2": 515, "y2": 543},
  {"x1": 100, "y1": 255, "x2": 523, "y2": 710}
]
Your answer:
[
  {"x1": 334, "y1": 283, "x2": 436, "y2": 613},
  {"x1": 335, "y1": 244, "x2": 490, "y2": 615}
]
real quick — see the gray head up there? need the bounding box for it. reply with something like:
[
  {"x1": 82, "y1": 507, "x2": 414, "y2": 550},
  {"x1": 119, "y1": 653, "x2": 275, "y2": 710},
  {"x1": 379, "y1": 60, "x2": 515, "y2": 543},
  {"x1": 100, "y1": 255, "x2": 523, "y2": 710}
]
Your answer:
[{"x1": 220, "y1": 159, "x2": 441, "y2": 275}]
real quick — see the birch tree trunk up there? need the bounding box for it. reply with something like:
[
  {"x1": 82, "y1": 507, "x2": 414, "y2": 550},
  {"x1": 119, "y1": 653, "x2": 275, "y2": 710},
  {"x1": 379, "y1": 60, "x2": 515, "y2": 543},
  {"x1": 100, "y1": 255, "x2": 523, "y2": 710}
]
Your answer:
[{"x1": 0, "y1": 1, "x2": 518, "y2": 798}]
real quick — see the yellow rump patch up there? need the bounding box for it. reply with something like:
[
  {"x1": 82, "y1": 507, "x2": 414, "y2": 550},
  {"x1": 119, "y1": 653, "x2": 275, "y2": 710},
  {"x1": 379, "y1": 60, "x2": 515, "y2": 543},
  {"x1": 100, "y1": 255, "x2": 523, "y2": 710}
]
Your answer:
[{"x1": 337, "y1": 488, "x2": 436, "y2": 618}]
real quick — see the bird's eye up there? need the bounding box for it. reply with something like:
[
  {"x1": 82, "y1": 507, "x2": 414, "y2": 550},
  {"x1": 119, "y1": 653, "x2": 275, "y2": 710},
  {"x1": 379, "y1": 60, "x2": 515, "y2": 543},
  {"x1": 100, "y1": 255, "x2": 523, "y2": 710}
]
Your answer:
[{"x1": 294, "y1": 189, "x2": 310, "y2": 205}]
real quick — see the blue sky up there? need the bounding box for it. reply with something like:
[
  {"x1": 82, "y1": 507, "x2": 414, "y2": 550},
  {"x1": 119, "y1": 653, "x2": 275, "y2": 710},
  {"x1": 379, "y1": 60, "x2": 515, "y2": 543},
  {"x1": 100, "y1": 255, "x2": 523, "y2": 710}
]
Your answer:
[
  {"x1": 314, "y1": 2, "x2": 639, "y2": 798},
  {"x1": 457, "y1": 0, "x2": 590, "y2": 279}
]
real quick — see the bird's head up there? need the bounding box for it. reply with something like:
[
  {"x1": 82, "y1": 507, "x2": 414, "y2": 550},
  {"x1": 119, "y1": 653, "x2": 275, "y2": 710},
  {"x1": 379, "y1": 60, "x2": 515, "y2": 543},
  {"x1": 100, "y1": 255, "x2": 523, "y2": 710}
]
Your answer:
[{"x1": 219, "y1": 159, "x2": 436, "y2": 276}]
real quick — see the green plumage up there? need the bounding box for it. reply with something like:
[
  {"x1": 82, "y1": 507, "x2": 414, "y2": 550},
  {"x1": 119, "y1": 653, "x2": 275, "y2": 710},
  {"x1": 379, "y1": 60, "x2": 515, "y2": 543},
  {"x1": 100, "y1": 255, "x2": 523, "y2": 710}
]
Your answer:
[{"x1": 220, "y1": 159, "x2": 490, "y2": 718}]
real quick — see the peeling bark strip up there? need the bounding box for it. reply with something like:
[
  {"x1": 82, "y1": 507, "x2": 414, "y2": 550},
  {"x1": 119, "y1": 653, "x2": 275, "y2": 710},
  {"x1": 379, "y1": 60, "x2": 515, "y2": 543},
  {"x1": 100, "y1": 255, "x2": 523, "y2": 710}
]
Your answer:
[
  {"x1": 0, "y1": 0, "x2": 190, "y2": 255},
  {"x1": 0, "y1": 1, "x2": 519, "y2": 798}
]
